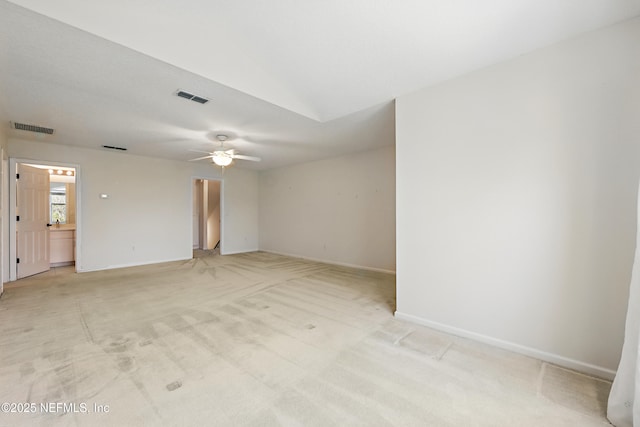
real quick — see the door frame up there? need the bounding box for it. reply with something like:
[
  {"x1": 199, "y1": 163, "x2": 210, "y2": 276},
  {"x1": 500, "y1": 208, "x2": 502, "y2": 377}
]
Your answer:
[
  {"x1": 191, "y1": 176, "x2": 224, "y2": 255},
  {"x1": 9, "y1": 158, "x2": 82, "y2": 281}
]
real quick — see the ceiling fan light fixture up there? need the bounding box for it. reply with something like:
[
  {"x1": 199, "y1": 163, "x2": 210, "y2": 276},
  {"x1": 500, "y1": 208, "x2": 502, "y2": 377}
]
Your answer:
[
  {"x1": 212, "y1": 154, "x2": 232, "y2": 167},
  {"x1": 187, "y1": 132, "x2": 260, "y2": 166}
]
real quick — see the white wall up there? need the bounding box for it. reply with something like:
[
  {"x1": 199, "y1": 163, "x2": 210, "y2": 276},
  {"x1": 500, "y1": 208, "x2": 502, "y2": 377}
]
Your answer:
[
  {"x1": 259, "y1": 146, "x2": 396, "y2": 272},
  {"x1": 7, "y1": 139, "x2": 259, "y2": 272},
  {"x1": 395, "y1": 18, "x2": 640, "y2": 378}
]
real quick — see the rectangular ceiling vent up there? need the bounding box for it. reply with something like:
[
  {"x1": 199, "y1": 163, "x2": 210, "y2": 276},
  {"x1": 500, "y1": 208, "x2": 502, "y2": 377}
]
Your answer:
[
  {"x1": 12, "y1": 122, "x2": 54, "y2": 135},
  {"x1": 102, "y1": 145, "x2": 127, "y2": 151},
  {"x1": 175, "y1": 90, "x2": 209, "y2": 104}
]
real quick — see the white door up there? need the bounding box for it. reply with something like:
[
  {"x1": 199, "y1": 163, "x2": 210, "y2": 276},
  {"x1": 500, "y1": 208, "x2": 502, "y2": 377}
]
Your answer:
[{"x1": 17, "y1": 164, "x2": 50, "y2": 278}]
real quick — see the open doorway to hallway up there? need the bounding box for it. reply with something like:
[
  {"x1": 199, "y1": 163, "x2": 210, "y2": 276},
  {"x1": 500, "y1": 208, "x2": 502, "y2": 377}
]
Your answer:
[{"x1": 193, "y1": 178, "x2": 221, "y2": 258}]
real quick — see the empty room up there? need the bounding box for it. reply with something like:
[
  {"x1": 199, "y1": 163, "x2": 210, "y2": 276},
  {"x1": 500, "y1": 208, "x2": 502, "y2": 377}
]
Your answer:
[{"x1": 0, "y1": 1, "x2": 639, "y2": 426}]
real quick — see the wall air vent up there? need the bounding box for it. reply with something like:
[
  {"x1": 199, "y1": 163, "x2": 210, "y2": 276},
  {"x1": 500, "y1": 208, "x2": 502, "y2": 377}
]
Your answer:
[
  {"x1": 102, "y1": 145, "x2": 127, "y2": 151},
  {"x1": 175, "y1": 90, "x2": 209, "y2": 104},
  {"x1": 12, "y1": 122, "x2": 54, "y2": 134}
]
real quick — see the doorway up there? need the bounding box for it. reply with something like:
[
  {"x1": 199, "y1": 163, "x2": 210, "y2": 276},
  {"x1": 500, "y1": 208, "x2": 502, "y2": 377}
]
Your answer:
[
  {"x1": 193, "y1": 179, "x2": 221, "y2": 256},
  {"x1": 10, "y1": 160, "x2": 80, "y2": 281}
]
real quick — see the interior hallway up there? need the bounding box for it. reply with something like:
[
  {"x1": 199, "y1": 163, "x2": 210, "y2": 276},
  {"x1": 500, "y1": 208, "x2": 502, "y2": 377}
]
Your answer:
[{"x1": 0, "y1": 252, "x2": 611, "y2": 426}]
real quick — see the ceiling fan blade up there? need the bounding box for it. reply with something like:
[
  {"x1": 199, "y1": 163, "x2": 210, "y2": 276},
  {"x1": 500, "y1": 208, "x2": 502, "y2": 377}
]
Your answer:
[
  {"x1": 188, "y1": 155, "x2": 214, "y2": 162},
  {"x1": 224, "y1": 149, "x2": 235, "y2": 155},
  {"x1": 232, "y1": 154, "x2": 261, "y2": 162},
  {"x1": 188, "y1": 149, "x2": 214, "y2": 155}
]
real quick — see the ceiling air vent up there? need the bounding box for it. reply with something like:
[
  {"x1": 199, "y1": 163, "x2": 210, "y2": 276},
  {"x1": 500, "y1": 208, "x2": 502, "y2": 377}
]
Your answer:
[
  {"x1": 12, "y1": 122, "x2": 54, "y2": 134},
  {"x1": 175, "y1": 90, "x2": 209, "y2": 104},
  {"x1": 102, "y1": 145, "x2": 127, "y2": 151}
]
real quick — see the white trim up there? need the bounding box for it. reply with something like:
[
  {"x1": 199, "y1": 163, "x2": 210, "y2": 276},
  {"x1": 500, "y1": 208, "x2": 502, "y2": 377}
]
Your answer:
[
  {"x1": 77, "y1": 256, "x2": 191, "y2": 273},
  {"x1": 261, "y1": 249, "x2": 396, "y2": 275},
  {"x1": 222, "y1": 248, "x2": 259, "y2": 256},
  {"x1": 394, "y1": 310, "x2": 616, "y2": 381}
]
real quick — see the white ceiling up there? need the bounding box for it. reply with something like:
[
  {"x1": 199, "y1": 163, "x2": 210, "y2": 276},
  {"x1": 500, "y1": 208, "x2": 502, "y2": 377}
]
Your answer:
[{"x1": 1, "y1": 1, "x2": 639, "y2": 170}]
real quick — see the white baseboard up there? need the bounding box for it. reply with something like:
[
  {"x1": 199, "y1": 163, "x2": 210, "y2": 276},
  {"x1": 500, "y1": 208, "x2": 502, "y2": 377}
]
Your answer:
[
  {"x1": 394, "y1": 311, "x2": 616, "y2": 381},
  {"x1": 51, "y1": 261, "x2": 74, "y2": 268},
  {"x1": 261, "y1": 249, "x2": 396, "y2": 275},
  {"x1": 77, "y1": 256, "x2": 191, "y2": 273},
  {"x1": 221, "y1": 248, "x2": 259, "y2": 256}
]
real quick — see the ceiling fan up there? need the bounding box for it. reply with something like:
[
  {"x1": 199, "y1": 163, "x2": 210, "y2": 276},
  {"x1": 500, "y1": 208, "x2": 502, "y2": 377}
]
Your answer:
[{"x1": 188, "y1": 134, "x2": 261, "y2": 167}]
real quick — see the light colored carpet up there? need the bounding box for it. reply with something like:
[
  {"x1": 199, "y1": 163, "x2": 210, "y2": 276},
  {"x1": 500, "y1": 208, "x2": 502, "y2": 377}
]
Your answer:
[{"x1": 0, "y1": 252, "x2": 612, "y2": 426}]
